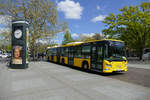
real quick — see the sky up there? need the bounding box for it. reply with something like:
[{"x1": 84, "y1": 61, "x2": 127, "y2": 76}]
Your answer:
[
  {"x1": 0, "y1": 0, "x2": 149, "y2": 44},
  {"x1": 54, "y1": 0, "x2": 149, "y2": 44}
]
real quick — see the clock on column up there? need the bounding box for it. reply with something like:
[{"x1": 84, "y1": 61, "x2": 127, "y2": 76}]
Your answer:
[{"x1": 14, "y1": 29, "x2": 22, "y2": 39}]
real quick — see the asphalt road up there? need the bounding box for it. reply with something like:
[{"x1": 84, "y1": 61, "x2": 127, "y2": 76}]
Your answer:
[
  {"x1": 106, "y1": 67, "x2": 150, "y2": 88},
  {"x1": 64, "y1": 62, "x2": 150, "y2": 88},
  {"x1": 0, "y1": 61, "x2": 150, "y2": 100}
]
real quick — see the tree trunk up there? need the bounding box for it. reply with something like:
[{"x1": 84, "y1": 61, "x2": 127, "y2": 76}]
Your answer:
[
  {"x1": 31, "y1": 39, "x2": 36, "y2": 61},
  {"x1": 33, "y1": 45, "x2": 36, "y2": 61},
  {"x1": 139, "y1": 48, "x2": 143, "y2": 60},
  {"x1": 139, "y1": 54, "x2": 142, "y2": 60}
]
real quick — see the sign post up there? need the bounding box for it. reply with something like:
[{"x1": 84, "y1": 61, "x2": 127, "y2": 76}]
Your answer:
[{"x1": 10, "y1": 19, "x2": 29, "y2": 69}]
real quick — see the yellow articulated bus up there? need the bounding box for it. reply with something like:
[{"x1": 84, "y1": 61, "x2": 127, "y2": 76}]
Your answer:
[{"x1": 46, "y1": 39, "x2": 128, "y2": 73}]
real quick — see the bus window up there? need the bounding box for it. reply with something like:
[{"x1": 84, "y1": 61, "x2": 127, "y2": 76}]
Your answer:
[
  {"x1": 53, "y1": 48, "x2": 57, "y2": 55},
  {"x1": 68, "y1": 47, "x2": 74, "y2": 57},
  {"x1": 97, "y1": 47, "x2": 103, "y2": 62},
  {"x1": 65, "y1": 48, "x2": 68, "y2": 56},
  {"x1": 75, "y1": 46, "x2": 81, "y2": 58},
  {"x1": 82, "y1": 46, "x2": 90, "y2": 53},
  {"x1": 82, "y1": 46, "x2": 90, "y2": 58},
  {"x1": 48, "y1": 49, "x2": 51, "y2": 56},
  {"x1": 104, "y1": 45, "x2": 108, "y2": 58},
  {"x1": 61, "y1": 48, "x2": 64, "y2": 56}
]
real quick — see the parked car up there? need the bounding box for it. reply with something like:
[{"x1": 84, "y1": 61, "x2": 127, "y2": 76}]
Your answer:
[
  {"x1": 142, "y1": 48, "x2": 150, "y2": 60},
  {"x1": 142, "y1": 52, "x2": 150, "y2": 60},
  {"x1": 0, "y1": 53, "x2": 9, "y2": 58}
]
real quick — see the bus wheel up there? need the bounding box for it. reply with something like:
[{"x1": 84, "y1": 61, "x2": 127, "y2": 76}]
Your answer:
[{"x1": 82, "y1": 62, "x2": 89, "y2": 71}]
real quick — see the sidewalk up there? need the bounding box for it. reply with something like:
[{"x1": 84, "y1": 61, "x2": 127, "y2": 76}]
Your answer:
[{"x1": 0, "y1": 62, "x2": 150, "y2": 100}]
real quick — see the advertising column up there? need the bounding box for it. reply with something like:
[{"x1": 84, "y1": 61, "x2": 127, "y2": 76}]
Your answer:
[{"x1": 10, "y1": 19, "x2": 29, "y2": 69}]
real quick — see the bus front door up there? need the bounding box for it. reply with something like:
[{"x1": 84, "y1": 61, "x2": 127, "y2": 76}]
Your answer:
[
  {"x1": 96, "y1": 46, "x2": 103, "y2": 71},
  {"x1": 91, "y1": 46, "x2": 97, "y2": 69},
  {"x1": 91, "y1": 46, "x2": 103, "y2": 71}
]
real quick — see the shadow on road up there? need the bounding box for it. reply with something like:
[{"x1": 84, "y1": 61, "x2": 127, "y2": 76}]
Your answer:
[
  {"x1": 47, "y1": 61, "x2": 150, "y2": 88},
  {"x1": 47, "y1": 61, "x2": 125, "y2": 77}
]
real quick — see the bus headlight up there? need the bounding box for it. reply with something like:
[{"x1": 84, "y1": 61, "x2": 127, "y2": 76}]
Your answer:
[
  {"x1": 104, "y1": 68, "x2": 109, "y2": 71},
  {"x1": 125, "y1": 64, "x2": 128, "y2": 67},
  {"x1": 106, "y1": 64, "x2": 112, "y2": 67}
]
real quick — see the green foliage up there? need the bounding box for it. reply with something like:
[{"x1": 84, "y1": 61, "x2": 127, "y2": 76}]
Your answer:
[
  {"x1": 0, "y1": 0, "x2": 66, "y2": 60},
  {"x1": 76, "y1": 33, "x2": 104, "y2": 42},
  {"x1": 92, "y1": 33, "x2": 104, "y2": 40},
  {"x1": 0, "y1": 31, "x2": 11, "y2": 51},
  {"x1": 102, "y1": 2, "x2": 150, "y2": 60},
  {"x1": 62, "y1": 29, "x2": 73, "y2": 45}
]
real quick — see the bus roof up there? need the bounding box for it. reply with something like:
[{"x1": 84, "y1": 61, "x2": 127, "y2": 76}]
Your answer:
[
  {"x1": 61, "y1": 42, "x2": 83, "y2": 47},
  {"x1": 46, "y1": 39, "x2": 124, "y2": 49},
  {"x1": 46, "y1": 45, "x2": 60, "y2": 49},
  {"x1": 86, "y1": 39, "x2": 124, "y2": 43},
  {"x1": 61, "y1": 39, "x2": 124, "y2": 47}
]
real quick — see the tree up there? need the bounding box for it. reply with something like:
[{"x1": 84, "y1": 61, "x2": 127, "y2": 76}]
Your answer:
[
  {"x1": 92, "y1": 33, "x2": 104, "y2": 40},
  {"x1": 77, "y1": 35, "x2": 92, "y2": 42},
  {"x1": 0, "y1": 30, "x2": 11, "y2": 51},
  {"x1": 102, "y1": 2, "x2": 150, "y2": 60},
  {"x1": 0, "y1": 0, "x2": 66, "y2": 60},
  {"x1": 62, "y1": 29, "x2": 73, "y2": 45}
]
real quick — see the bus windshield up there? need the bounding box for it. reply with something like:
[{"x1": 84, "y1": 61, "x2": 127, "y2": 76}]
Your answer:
[{"x1": 105, "y1": 41, "x2": 126, "y2": 61}]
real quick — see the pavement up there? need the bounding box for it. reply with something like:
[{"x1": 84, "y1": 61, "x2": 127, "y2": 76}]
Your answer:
[
  {"x1": 128, "y1": 63, "x2": 150, "y2": 69},
  {"x1": 0, "y1": 61, "x2": 150, "y2": 100}
]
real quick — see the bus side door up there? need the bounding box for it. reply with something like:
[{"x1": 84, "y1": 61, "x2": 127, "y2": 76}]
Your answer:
[
  {"x1": 68, "y1": 47, "x2": 74, "y2": 65},
  {"x1": 57, "y1": 48, "x2": 60, "y2": 63}
]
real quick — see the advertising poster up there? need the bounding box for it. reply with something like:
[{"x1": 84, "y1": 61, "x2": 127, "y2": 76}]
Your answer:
[{"x1": 12, "y1": 46, "x2": 22, "y2": 64}]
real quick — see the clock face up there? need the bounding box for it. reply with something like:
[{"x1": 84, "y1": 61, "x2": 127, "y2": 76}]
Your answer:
[{"x1": 14, "y1": 29, "x2": 22, "y2": 39}]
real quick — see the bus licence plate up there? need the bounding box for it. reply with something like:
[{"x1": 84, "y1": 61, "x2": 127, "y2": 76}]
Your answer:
[{"x1": 117, "y1": 69, "x2": 121, "y2": 71}]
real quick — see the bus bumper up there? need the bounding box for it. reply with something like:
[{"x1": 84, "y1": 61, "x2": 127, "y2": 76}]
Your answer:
[
  {"x1": 103, "y1": 60, "x2": 128, "y2": 73},
  {"x1": 103, "y1": 68, "x2": 127, "y2": 73}
]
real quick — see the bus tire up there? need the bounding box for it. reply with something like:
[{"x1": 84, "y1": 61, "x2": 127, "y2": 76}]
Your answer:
[{"x1": 82, "y1": 62, "x2": 89, "y2": 71}]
